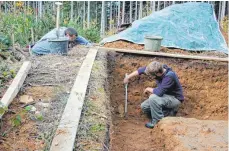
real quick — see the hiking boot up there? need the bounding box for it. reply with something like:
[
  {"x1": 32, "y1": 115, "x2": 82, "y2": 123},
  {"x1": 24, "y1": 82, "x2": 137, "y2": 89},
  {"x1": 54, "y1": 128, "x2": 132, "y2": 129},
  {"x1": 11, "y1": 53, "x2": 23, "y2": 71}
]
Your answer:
[{"x1": 145, "y1": 119, "x2": 158, "y2": 129}]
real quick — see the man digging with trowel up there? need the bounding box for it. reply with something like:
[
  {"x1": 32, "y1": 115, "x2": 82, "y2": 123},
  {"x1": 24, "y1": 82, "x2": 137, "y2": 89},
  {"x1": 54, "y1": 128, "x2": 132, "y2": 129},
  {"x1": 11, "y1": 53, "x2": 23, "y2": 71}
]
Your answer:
[{"x1": 123, "y1": 61, "x2": 184, "y2": 129}]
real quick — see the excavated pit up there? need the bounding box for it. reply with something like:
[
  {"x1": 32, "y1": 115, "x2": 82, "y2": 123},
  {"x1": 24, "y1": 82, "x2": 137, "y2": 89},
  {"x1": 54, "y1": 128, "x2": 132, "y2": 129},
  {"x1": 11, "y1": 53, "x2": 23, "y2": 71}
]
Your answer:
[{"x1": 107, "y1": 52, "x2": 228, "y2": 151}]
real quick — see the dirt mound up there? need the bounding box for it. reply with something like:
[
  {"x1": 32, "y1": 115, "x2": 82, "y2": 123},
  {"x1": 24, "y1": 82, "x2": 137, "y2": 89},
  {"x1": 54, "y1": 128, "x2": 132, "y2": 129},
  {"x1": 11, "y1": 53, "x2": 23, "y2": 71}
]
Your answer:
[
  {"x1": 104, "y1": 40, "x2": 228, "y2": 58},
  {"x1": 104, "y1": 40, "x2": 144, "y2": 50},
  {"x1": 153, "y1": 117, "x2": 228, "y2": 151}
]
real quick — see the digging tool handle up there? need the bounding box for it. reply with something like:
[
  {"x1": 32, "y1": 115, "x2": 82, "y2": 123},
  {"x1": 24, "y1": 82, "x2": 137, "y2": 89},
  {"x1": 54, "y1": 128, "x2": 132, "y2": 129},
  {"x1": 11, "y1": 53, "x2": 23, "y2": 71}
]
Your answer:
[{"x1": 125, "y1": 73, "x2": 128, "y2": 117}]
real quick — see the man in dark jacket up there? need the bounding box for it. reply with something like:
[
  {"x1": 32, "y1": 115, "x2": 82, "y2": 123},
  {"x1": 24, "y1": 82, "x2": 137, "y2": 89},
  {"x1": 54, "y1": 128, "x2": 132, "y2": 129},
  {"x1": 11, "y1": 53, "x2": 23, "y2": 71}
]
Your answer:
[{"x1": 123, "y1": 61, "x2": 184, "y2": 128}]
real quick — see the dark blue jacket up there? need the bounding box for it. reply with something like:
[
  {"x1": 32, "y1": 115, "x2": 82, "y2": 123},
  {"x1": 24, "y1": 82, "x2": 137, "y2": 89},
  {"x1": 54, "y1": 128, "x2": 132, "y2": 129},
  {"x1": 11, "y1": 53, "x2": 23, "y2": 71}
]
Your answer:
[{"x1": 138, "y1": 65, "x2": 184, "y2": 102}]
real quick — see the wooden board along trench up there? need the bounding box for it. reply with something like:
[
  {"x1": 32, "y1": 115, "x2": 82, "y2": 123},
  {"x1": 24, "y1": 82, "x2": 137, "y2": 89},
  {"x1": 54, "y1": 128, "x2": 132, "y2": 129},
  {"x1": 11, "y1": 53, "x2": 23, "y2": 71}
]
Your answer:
[{"x1": 50, "y1": 48, "x2": 98, "y2": 151}]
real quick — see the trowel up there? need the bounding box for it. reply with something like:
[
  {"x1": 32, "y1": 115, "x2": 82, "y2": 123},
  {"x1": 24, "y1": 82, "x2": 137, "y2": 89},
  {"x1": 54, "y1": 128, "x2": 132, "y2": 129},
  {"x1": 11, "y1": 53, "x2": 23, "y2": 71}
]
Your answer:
[{"x1": 124, "y1": 73, "x2": 128, "y2": 118}]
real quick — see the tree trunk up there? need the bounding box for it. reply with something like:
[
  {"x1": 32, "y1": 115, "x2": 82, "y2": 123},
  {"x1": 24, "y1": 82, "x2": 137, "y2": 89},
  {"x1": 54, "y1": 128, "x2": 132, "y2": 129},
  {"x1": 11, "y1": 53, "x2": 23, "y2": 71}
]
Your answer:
[
  {"x1": 135, "y1": 1, "x2": 138, "y2": 20},
  {"x1": 53, "y1": 2, "x2": 55, "y2": 14},
  {"x1": 152, "y1": 1, "x2": 156, "y2": 13},
  {"x1": 87, "y1": 1, "x2": 90, "y2": 28},
  {"x1": 110, "y1": 1, "x2": 113, "y2": 30},
  {"x1": 83, "y1": 1, "x2": 85, "y2": 29},
  {"x1": 96, "y1": 2, "x2": 98, "y2": 22},
  {"x1": 130, "y1": 1, "x2": 133, "y2": 23},
  {"x1": 172, "y1": 1, "x2": 175, "y2": 5},
  {"x1": 100, "y1": 1, "x2": 105, "y2": 37},
  {"x1": 4, "y1": 2, "x2": 7, "y2": 13},
  {"x1": 157, "y1": 1, "x2": 160, "y2": 11},
  {"x1": 14, "y1": 1, "x2": 16, "y2": 15},
  {"x1": 27, "y1": 1, "x2": 30, "y2": 10},
  {"x1": 122, "y1": 1, "x2": 125, "y2": 24},
  {"x1": 35, "y1": 1, "x2": 38, "y2": 22},
  {"x1": 139, "y1": 1, "x2": 143, "y2": 19},
  {"x1": 218, "y1": 1, "x2": 221, "y2": 22},
  {"x1": 221, "y1": 1, "x2": 226, "y2": 21},
  {"x1": 70, "y1": 1, "x2": 73, "y2": 21},
  {"x1": 118, "y1": 1, "x2": 121, "y2": 27},
  {"x1": 39, "y1": 1, "x2": 42, "y2": 18}
]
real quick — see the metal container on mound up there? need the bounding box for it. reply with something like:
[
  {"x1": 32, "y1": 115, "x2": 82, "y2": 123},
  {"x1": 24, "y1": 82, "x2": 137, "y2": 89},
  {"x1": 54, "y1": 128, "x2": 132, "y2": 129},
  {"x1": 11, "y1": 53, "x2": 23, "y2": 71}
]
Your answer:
[
  {"x1": 49, "y1": 37, "x2": 69, "y2": 55},
  {"x1": 144, "y1": 36, "x2": 163, "y2": 51}
]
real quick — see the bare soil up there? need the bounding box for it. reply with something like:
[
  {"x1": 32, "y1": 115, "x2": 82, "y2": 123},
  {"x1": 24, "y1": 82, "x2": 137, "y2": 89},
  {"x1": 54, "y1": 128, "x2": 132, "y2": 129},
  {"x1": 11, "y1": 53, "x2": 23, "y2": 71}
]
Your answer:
[
  {"x1": 107, "y1": 52, "x2": 228, "y2": 151},
  {"x1": 74, "y1": 50, "x2": 110, "y2": 151},
  {"x1": 0, "y1": 46, "x2": 89, "y2": 151},
  {"x1": 104, "y1": 40, "x2": 228, "y2": 58},
  {"x1": 152, "y1": 117, "x2": 228, "y2": 151}
]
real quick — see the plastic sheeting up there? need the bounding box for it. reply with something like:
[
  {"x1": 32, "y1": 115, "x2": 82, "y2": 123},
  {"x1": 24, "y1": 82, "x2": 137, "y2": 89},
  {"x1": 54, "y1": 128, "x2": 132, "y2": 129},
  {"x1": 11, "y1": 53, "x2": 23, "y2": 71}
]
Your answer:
[
  {"x1": 100, "y1": 2, "x2": 228, "y2": 54},
  {"x1": 32, "y1": 27, "x2": 91, "y2": 55}
]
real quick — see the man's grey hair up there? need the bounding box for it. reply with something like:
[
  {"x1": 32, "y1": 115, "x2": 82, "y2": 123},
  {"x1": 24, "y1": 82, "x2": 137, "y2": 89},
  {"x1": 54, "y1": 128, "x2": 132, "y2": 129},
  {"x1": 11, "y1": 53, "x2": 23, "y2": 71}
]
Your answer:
[{"x1": 145, "y1": 61, "x2": 163, "y2": 75}]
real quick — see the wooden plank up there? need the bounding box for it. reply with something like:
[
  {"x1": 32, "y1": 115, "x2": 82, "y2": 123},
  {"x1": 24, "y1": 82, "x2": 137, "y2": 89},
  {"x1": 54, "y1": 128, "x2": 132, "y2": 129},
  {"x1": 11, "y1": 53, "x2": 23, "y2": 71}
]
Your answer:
[
  {"x1": 99, "y1": 47, "x2": 228, "y2": 62},
  {"x1": 1, "y1": 61, "x2": 31, "y2": 107},
  {"x1": 50, "y1": 48, "x2": 98, "y2": 151}
]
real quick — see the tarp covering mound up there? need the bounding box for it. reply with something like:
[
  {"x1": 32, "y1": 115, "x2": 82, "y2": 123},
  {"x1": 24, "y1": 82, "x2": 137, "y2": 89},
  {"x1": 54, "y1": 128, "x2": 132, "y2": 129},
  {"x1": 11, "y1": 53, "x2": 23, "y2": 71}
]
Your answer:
[{"x1": 100, "y1": 2, "x2": 228, "y2": 54}]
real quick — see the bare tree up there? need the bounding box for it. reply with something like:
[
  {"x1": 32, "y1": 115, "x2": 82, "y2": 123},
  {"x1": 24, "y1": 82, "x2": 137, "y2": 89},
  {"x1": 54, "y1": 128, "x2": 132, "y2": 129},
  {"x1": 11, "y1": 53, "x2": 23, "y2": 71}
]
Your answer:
[
  {"x1": 70, "y1": 1, "x2": 73, "y2": 21},
  {"x1": 95, "y1": 2, "x2": 98, "y2": 22},
  {"x1": 218, "y1": 1, "x2": 221, "y2": 22},
  {"x1": 100, "y1": 1, "x2": 105, "y2": 37},
  {"x1": 118, "y1": 1, "x2": 121, "y2": 27},
  {"x1": 83, "y1": 1, "x2": 85, "y2": 29},
  {"x1": 157, "y1": 1, "x2": 160, "y2": 11},
  {"x1": 35, "y1": 1, "x2": 38, "y2": 22},
  {"x1": 135, "y1": 1, "x2": 138, "y2": 20},
  {"x1": 130, "y1": 1, "x2": 133, "y2": 23},
  {"x1": 221, "y1": 1, "x2": 226, "y2": 21},
  {"x1": 110, "y1": 1, "x2": 113, "y2": 30},
  {"x1": 122, "y1": 1, "x2": 125, "y2": 24},
  {"x1": 87, "y1": 1, "x2": 90, "y2": 28},
  {"x1": 139, "y1": 1, "x2": 143, "y2": 19},
  {"x1": 152, "y1": 1, "x2": 156, "y2": 13},
  {"x1": 39, "y1": 1, "x2": 42, "y2": 18}
]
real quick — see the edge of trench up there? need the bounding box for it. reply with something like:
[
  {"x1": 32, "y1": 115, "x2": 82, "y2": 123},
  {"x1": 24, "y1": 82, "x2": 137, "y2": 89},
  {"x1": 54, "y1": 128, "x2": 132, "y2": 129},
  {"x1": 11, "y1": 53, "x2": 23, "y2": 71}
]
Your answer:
[
  {"x1": 50, "y1": 48, "x2": 98, "y2": 151},
  {"x1": 98, "y1": 47, "x2": 229, "y2": 62}
]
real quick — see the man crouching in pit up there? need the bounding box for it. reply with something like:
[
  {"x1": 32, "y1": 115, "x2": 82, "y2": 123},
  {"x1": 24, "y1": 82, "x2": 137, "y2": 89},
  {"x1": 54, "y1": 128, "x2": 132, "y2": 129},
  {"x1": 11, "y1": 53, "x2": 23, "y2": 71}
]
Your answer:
[{"x1": 123, "y1": 61, "x2": 184, "y2": 129}]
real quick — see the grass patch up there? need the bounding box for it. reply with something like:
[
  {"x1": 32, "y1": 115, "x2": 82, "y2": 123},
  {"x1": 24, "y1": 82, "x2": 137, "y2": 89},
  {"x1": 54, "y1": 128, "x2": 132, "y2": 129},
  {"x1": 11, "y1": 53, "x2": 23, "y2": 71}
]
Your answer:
[{"x1": 90, "y1": 123, "x2": 105, "y2": 133}]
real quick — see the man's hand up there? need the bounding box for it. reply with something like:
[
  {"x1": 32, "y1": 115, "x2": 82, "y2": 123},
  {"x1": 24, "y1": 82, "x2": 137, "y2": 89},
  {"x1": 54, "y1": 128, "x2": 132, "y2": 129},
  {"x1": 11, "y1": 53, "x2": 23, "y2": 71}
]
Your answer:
[
  {"x1": 144, "y1": 87, "x2": 154, "y2": 94},
  {"x1": 123, "y1": 71, "x2": 139, "y2": 84},
  {"x1": 123, "y1": 76, "x2": 129, "y2": 84}
]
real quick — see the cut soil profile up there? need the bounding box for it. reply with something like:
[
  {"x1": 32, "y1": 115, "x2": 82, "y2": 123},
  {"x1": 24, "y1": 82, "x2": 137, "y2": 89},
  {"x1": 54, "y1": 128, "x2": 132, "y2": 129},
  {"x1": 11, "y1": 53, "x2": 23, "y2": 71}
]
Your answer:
[{"x1": 107, "y1": 52, "x2": 228, "y2": 151}]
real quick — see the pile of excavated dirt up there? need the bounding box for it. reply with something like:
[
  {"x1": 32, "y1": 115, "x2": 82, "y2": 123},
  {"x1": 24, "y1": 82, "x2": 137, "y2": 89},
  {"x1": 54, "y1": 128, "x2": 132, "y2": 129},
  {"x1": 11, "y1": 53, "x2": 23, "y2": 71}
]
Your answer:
[
  {"x1": 107, "y1": 52, "x2": 228, "y2": 150},
  {"x1": 153, "y1": 117, "x2": 228, "y2": 151},
  {"x1": 104, "y1": 40, "x2": 228, "y2": 58}
]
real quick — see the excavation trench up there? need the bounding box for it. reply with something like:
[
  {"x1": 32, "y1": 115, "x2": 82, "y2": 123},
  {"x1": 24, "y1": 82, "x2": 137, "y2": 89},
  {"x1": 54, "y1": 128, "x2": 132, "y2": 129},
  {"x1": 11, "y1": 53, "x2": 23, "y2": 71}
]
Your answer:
[{"x1": 106, "y1": 52, "x2": 228, "y2": 150}]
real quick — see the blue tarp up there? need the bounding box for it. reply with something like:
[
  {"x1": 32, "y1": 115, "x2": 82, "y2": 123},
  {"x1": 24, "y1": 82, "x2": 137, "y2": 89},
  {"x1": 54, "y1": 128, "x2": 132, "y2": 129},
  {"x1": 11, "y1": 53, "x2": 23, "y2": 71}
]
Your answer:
[{"x1": 100, "y1": 2, "x2": 228, "y2": 54}]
